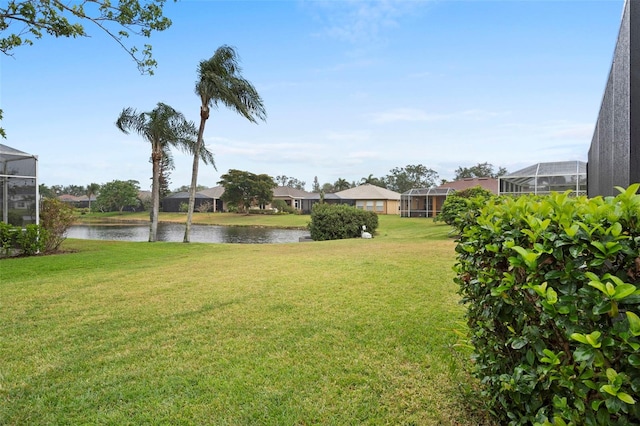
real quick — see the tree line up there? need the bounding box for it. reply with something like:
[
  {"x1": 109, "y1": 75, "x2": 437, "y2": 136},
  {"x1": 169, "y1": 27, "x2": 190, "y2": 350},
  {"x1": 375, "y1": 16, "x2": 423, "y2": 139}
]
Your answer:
[{"x1": 41, "y1": 161, "x2": 507, "y2": 214}]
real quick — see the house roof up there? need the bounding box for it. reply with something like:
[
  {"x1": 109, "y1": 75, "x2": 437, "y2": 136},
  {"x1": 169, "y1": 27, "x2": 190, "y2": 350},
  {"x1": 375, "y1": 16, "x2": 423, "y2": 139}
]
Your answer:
[
  {"x1": 435, "y1": 177, "x2": 499, "y2": 194},
  {"x1": 305, "y1": 192, "x2": 342, "y2": 200},
  {"x1": 58, "y1": 194, "x2": 82, "y2": 202},
  {"x1": 272, "y1": 186, "x2": 311, "y2": 198},
  {"x1": 199, "y1": 186, "x2": 225, "y2": 198},
  {"x1": 335, "y1": 184, "x2": 401, "y2": 200},
  {"x1": 165, "y1": 191, "x2": 211, "y2": 200}
]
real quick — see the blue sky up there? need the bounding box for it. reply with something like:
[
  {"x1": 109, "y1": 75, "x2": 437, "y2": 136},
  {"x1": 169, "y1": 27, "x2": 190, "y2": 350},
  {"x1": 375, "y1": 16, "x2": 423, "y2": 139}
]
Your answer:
[{"x1": 0, "y1": 0, "x2": 625, "y2": 190}]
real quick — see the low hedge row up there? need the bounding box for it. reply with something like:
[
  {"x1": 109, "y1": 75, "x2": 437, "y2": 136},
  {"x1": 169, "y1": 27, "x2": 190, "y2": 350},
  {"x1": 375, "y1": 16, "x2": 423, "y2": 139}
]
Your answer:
[
  {"x1": 308, "y1": 203, "x2": 378, "y2": 241},
  {"x1": 454, "y1": 186, "x2": 640, "y2": 425}
]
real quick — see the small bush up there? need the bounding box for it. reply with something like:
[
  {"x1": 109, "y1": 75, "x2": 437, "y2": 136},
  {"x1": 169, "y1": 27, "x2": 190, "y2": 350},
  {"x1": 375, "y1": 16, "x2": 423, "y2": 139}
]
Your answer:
[
  {"x1": 0, "y1": 222, "x2": 47, "y2": 257},
  {"x1": 308, "y1": 204, "x2": 378, "y2": 241},
  {"x1": 454, "y1": 187, "x2": 640, "y2": 424},
  {"x1": 196, "y1": 201, "x2": 212, "y2": 213},
  {"x1": 40, "y1": 198, "x2": 75, "y2": 253},
  {"x1": 179, "y1": 202, "x2": 189, "y2": 213},
  {"x1": 17, "y1": 224, "x2": 47, "y2": 255}
]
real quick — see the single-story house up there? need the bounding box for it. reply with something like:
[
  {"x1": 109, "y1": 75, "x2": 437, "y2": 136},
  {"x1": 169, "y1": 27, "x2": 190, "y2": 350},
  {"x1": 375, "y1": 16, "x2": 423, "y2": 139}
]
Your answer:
[
  {"x1": 161, "y1": 186, "x2": 225, "y2": 212},
  {"x1": 57, "y1": 194, "x2": 97, "y2": 209},
  {"x1": 400, "y1": 177, "x2": 498, "y2": 218},
  {"x1": 333, "y1": 184, "x2": 401, "y2": 215},
  {"x1": 271, "y1": 186, "x2": 311, "y2": 212}
]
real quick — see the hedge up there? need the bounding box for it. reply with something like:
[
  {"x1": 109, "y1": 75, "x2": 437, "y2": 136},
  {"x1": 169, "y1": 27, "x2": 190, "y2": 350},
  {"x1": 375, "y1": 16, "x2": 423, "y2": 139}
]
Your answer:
[
  {"x1": 454, "y1": 186, "x2": 640, "y2": 425},
  {"x1": 308, "y1": 203, "x2": 378, "y2": 241}
]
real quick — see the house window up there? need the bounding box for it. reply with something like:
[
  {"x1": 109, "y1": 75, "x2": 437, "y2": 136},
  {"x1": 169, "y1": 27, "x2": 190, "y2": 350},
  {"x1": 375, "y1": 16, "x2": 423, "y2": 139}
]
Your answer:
[
  {"x1": 16, "y1": 201, "x2": 26, "y2": 209},
  {"x1": 356, "y1": 201, "x2": 364, "y2": 210},
  {"x1": 375, "y1": 201, "x2": 384, "y2": 212},
  {"x1": 366, "y1": 201, "x2": 373, "y2": 211},
  {"x1": 294, "y1": 199, "x2": 300, "y2": 209}
]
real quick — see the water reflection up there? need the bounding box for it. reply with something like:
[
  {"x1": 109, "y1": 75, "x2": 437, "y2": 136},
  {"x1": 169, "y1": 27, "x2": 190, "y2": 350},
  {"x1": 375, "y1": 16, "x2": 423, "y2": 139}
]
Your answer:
[{"x1": 67, "y1": 223, "x2": 309, "y2": 244}]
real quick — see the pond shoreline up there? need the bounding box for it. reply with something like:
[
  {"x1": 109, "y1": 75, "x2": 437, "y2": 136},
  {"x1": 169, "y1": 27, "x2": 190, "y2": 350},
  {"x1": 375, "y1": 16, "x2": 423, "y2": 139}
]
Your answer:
[{"x1": 74, "y1": 215, "x2": 309, "y2": 230}]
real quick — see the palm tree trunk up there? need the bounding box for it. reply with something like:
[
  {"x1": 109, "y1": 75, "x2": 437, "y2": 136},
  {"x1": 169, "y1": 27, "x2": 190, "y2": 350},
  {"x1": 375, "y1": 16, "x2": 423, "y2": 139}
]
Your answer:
[
  {"x1": 150, "y1": 148, "x2": 161, "y2": 242},
  {"x1": 184, "y1": 106, "x2": 209, "y2": 243}
]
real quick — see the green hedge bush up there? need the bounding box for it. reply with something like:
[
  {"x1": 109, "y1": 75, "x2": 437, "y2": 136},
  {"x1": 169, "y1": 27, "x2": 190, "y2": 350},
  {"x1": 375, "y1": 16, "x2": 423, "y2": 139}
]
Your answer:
[
  {"x1": 435, "y1": 185, "x2": 494, "y2": 227},
  {"x1": 0, "y1": 222, "x2": 48, "y2": 257},
  {"x1": 454, "y1": 187, "x2": 640, "y2": 425},
  {"x1": 308, "y1": 203, "x2": 378, "y2": 241}
]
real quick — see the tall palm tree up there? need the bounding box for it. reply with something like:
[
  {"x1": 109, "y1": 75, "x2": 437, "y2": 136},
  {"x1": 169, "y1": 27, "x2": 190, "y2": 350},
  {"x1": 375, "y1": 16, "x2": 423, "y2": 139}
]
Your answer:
[
  {"x1": 184, "y1": 45, "x2": 267, "y2": 243},
  {"x1": 86, "y1": 182, "x2": 100, "y2": 212},
  {"x1": 116, "y1": 102, "x2": 214, "y2": 242}
]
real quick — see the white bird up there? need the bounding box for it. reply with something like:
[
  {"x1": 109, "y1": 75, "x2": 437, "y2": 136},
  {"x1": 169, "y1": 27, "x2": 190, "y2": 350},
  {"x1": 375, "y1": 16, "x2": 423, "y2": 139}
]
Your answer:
[{"x1": 361, "y1": 225, "x2": 372, "y2": 239}]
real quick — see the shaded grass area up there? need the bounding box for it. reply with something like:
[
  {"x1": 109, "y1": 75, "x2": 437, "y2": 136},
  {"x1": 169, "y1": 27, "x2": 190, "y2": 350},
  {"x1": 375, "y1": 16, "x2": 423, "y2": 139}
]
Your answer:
[{"x1": 0, "y1": 219, "x2": 486, "y2": 425}]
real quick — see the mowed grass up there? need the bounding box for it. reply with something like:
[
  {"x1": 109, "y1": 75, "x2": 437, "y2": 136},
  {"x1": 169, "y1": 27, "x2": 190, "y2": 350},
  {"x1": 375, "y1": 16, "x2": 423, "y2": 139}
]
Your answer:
[{"x1": 0, "y1": 217, "x2": 483, "y2": 425}]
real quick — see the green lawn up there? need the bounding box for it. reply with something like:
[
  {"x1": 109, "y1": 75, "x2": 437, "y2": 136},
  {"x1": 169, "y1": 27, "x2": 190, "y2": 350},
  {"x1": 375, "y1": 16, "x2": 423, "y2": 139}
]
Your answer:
[{"x1": 0, "y1": 216, "x2": 489, "y2": 425}]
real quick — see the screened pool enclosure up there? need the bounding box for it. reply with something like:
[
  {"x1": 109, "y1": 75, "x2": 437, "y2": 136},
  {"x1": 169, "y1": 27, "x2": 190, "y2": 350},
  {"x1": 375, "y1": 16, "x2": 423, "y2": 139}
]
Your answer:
[
  {"x1": 499, "y1": 161, "x2": 587, "y2": 196},
  {"x1": 0, "y1": 144, "x2": 39, "y2": 226}
]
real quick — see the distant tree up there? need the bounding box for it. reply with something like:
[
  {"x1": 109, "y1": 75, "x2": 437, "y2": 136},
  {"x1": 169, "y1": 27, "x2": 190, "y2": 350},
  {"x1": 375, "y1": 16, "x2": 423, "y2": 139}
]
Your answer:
[
  {"x1": 63, "y1": 184, "x2": 86, "y2": 196},
  {"x1": 254, "y1": 174, "x2": 278, "y2": 207},
  {"x1": 384, "y1": 164, "x2": 439, "y2": 193},
  {"x1": 334, "y1": 178, "x2": 351, "y2": 192},
  {"x1": 454, "y1": 162, "x2": 507, "y2": 180},
  {"x1": 275, "y1": 175, "x2": 306, "y2": 190},
  {"x1": 158, "y1": 149, "x2": 173, "y2": 199},
  {"x1": 312, "y1": 176, "x2": 321, "y2": 193},
  {"x1": 86, "y1": 183, "x2": 100, "y2": 211},
  {"x1": 185, "y1": 45, "x2": 266, "y2": 243},
  {"x1": 39, "y1": 184, "x2": 55, "y2": 199},
  {"x1": 50, "y1": 185, "x2": 63, "y2": 196},
  {"x1": 218, "y1": 169, "x2": 276, "y2": 213},
  {"x1": 173, "y1": 184, "x2": 208, "y2": 193},
  {"x1": 95, "y1": 180, "x2": 141, "y2": 213},
  {"x1": 321, "y1": 183, "x2": 334, "y2": 193},
  {"x1": 360, "y1": 174, "x2": 385, "y2": 187},
  {"x1": 116, "y1": 102, "x2": 212, "y2": 242}
]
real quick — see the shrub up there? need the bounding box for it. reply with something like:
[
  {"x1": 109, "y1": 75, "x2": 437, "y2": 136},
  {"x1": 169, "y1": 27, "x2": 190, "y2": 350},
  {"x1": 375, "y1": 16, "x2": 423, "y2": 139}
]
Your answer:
[
  {"x1": 17, "y1": 224, "x2": 47, "y2": 255},
  {"x1": 0, "y1": 221, "x2": 19, "y2": 256},
  {"x1": 179, "y1": 202, "x2": 189, "y2": 213},
  {"x1": 308, "y1": 203, "x2": 378, "y2": 241},
  {"x1": 435, "y1": 186, "x2": 494, "y2": 229},
  {"x1": 40, "y1": 198, "x2": 75, "y2": 253},
  {"x1": 196, "y1": 201, "x2": 212, "y2": 213},
  {"x1": 0, "y1": 222, "x2": 47, "y2": 257},
  {"x1": 454, "y1": 187, "x2": 640, "y2": 425}
]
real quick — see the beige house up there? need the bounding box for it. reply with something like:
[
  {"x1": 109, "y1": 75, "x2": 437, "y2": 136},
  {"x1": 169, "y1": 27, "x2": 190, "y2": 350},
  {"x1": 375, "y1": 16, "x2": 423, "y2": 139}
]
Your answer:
[{"x1": 334, "y1": 184, "x2": 401, "y2": 215}]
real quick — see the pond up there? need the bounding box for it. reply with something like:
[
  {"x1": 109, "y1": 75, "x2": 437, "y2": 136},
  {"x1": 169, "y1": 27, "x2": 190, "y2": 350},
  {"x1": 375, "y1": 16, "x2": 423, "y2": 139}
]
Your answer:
[{"x1": 67, "y1": 223, "x2": 310, "y2": 244}]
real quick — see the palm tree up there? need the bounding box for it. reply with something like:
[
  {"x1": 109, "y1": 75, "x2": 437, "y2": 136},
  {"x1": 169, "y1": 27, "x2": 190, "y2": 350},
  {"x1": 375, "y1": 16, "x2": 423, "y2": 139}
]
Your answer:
[
  {"x1": 184, "y1": 45, "x2": 267, "y2": 243},
  {"x1": 116, "y1": 102, "x2": 214, "y2": 242},
  {"x1": 334, "y1": 178, "x2": 351, "y2": 192},
  {"x1": 86, "y1": 182, "x2": 100, "y2": 212}
]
